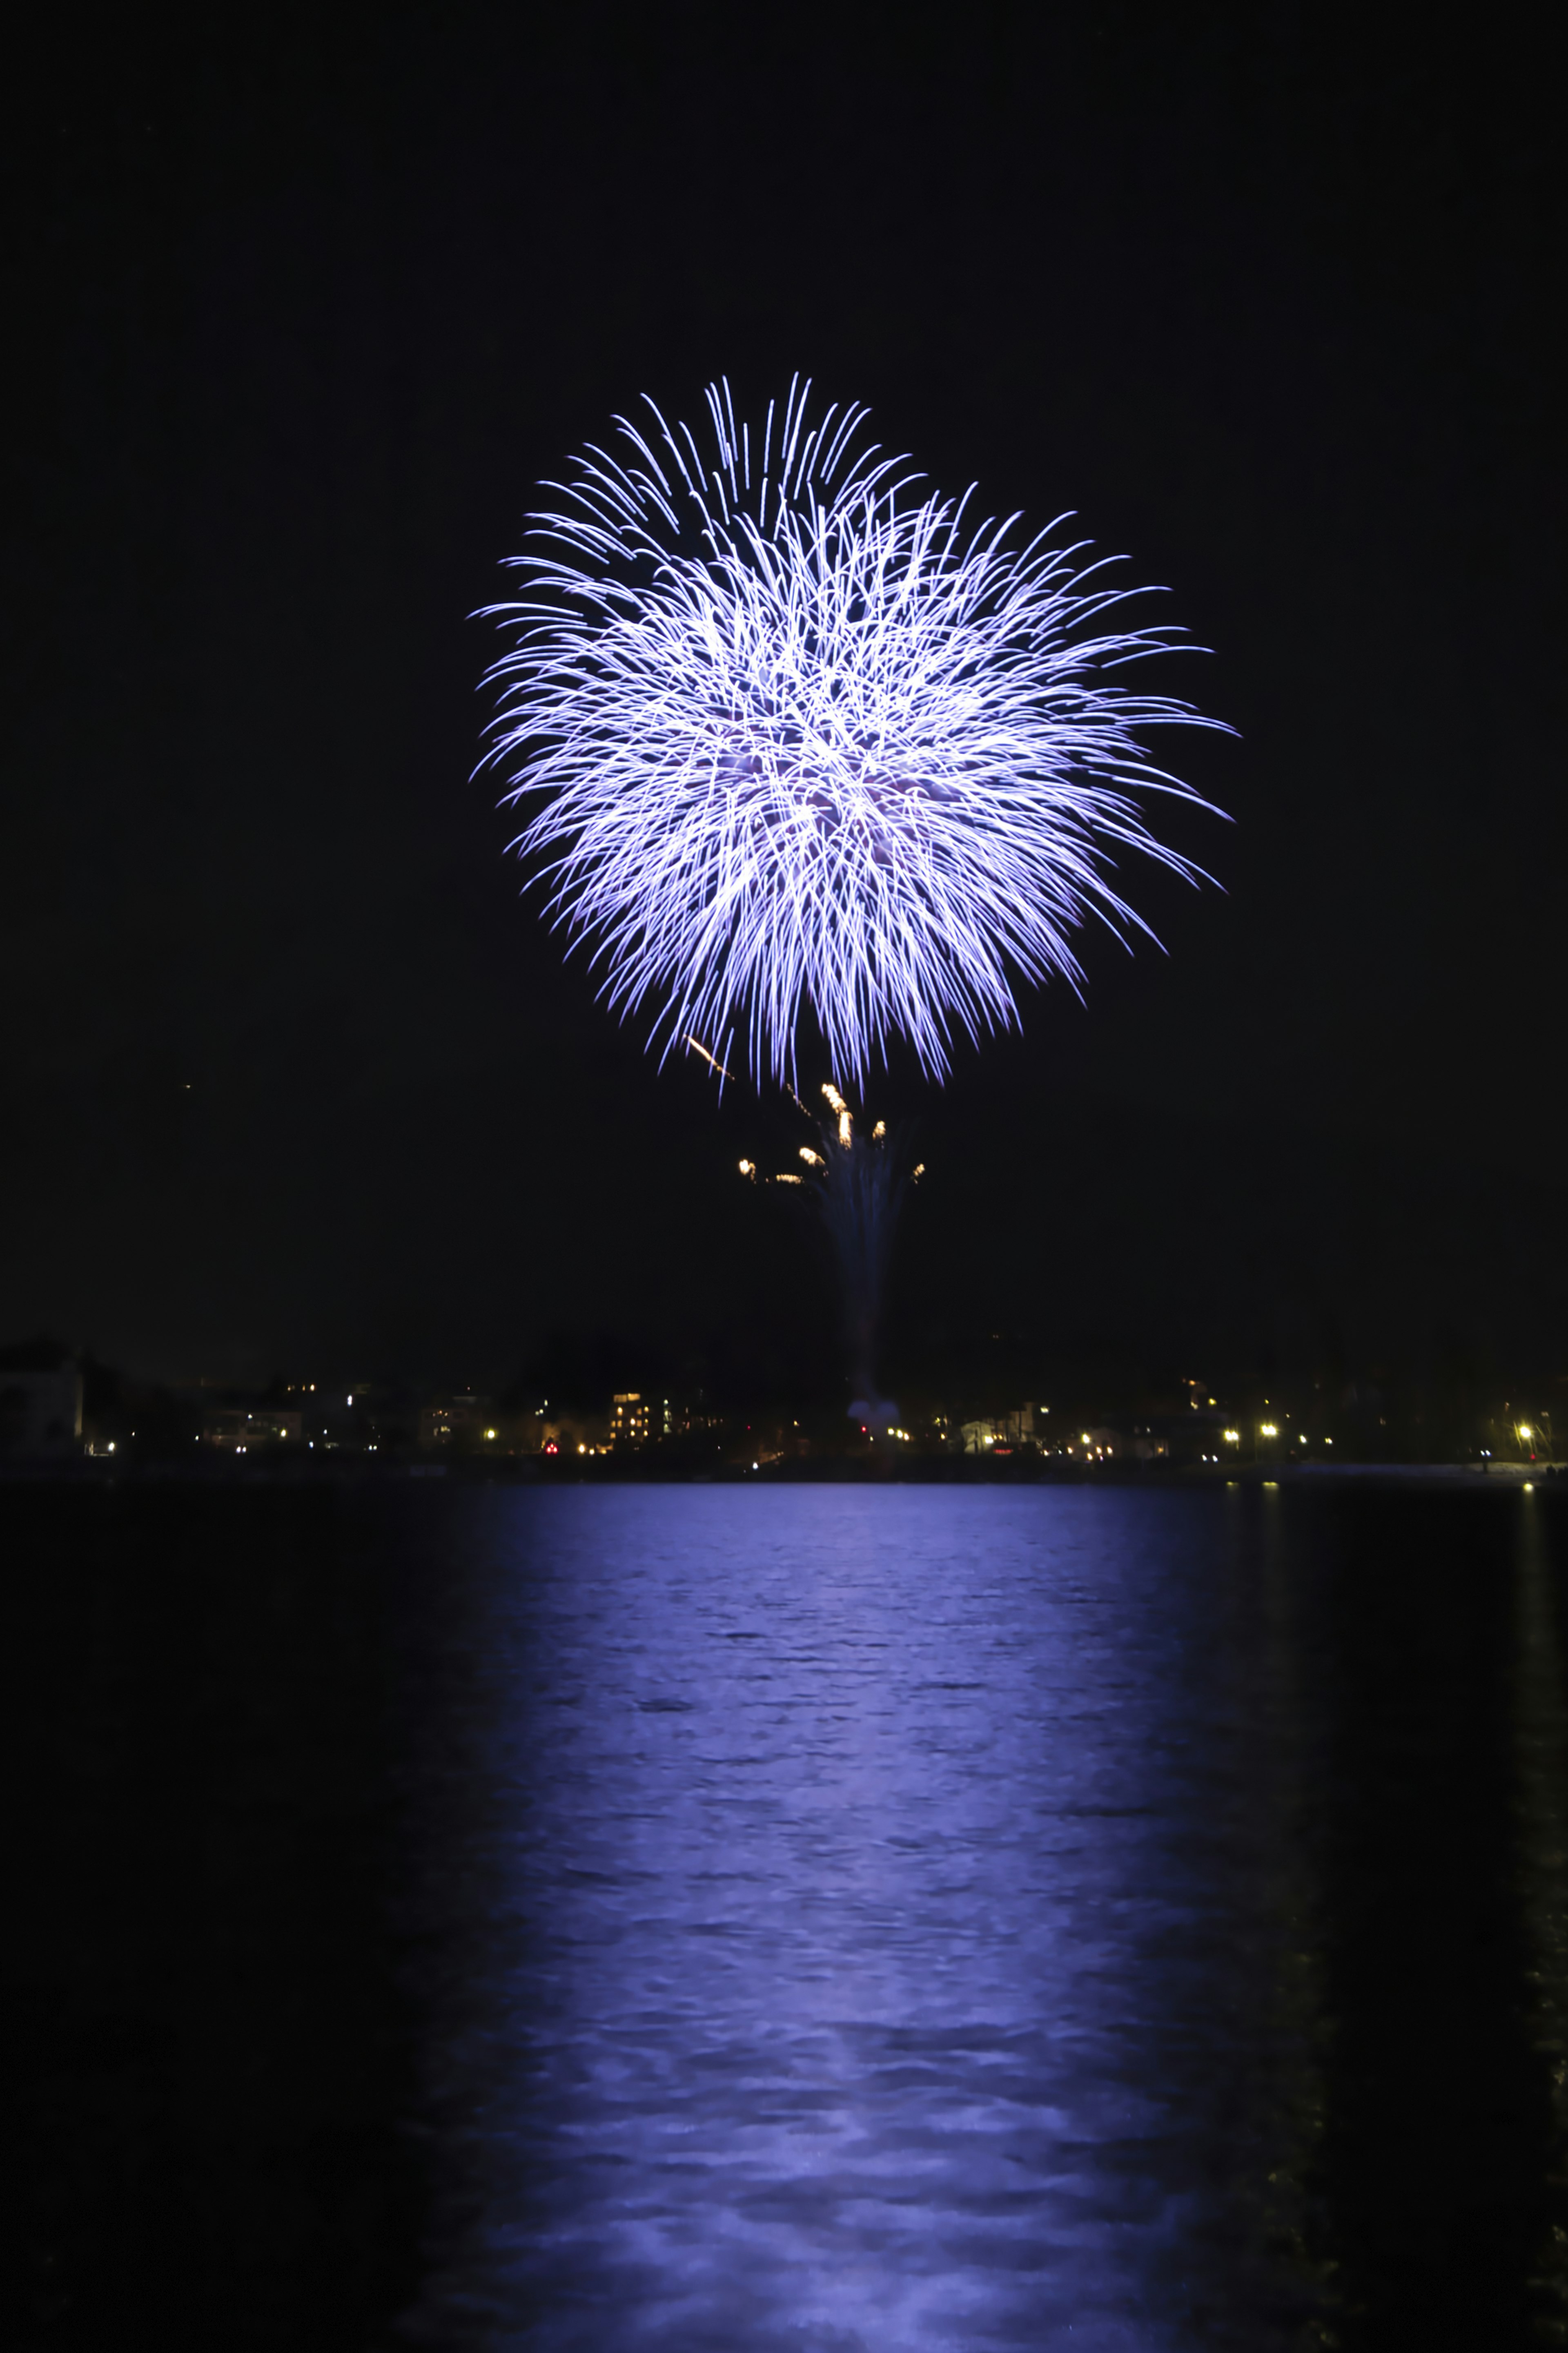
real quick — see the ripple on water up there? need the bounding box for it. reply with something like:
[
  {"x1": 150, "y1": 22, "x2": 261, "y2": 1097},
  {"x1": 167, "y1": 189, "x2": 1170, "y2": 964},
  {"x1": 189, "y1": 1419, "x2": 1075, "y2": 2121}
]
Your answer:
[{"x1": 393, "y1": 1485, "x2": 1333, "y2": 2351}]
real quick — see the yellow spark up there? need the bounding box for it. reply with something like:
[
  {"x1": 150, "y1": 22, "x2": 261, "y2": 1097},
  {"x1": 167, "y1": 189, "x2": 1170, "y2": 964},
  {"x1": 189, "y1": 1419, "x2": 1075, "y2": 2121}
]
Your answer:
[
  {"x1": 799, "y1": 1146, "x2": 825, "y2": 1169},
  {"x1": 738, "y1": 1158, "x2": 755, "y2": 1178},
  {"x1": 911, "y1": 1162, "x2": 925, "y2": 1180},
  {"x1": 872, "y1": 1120, "x2": 886, "y2": 1140},
  {"x1": 774, "y1": 1172, "x2": 803, "y2": 1185},
  {"x1": 822, "y1": 1082, "x2": 848, "y2": 1115},
  {"x1": 685, "y1": 1036, "x2": 737, "y2": 1083},
  {"x1": 838, "y1": 1110, "x2": 852, "y2": 1147}
]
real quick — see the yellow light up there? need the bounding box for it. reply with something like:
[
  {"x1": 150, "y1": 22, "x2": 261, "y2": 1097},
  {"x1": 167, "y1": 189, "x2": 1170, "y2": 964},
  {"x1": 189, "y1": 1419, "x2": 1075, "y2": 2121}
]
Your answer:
[
  {"x1": 686, "y1": 1035, "x2": 737, "y2": 1083},
  {"x1": 911, "y1": 1162, "x2": 925, "y2": 1180},
  {"x1": 484, "y1": 1429, "x2": 497, "y2": 1441},
  {"x1": 872, "y1": 1120, "x2": 886, "y2": 1140},
  {"x1": 799, "y1": 1146, "x2": 824, "y2": 1168},
  {"x1": 822, "y1": 1082, "x2": 847, "y2": 1115},
  {"x1": 838, "y1": 1110, "x2": 852, "y2": 1148},
  {"x1": 577, "y1": 1443, "x2": 586, "y2": 1454},
  {"x1": 1519, "y1": 1424, "x2": 1533, "y2": 1441},
  {"x1": 738, "y1": 1158, "x2": 753, "y2": 1176},
  {"x1": 1223, "y1": 1429, "x2": 1240, "y2": 1443},
  {"x1": 775, "y1": 1171, "x2": 803, "y2": 1185},
  {"x1": 1081, "y1": 1433, "x2": 1091, "y2": 1445},
  {"x1": 1261, "y1": 1423, "x2": 1278, "y2": 1438}
]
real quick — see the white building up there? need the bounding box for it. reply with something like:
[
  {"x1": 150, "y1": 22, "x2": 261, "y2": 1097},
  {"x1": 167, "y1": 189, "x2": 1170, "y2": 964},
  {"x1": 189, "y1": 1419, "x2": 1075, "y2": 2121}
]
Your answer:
[{"x1": 960, "y1": 1403, "x2": 1045, "y2": 1454}]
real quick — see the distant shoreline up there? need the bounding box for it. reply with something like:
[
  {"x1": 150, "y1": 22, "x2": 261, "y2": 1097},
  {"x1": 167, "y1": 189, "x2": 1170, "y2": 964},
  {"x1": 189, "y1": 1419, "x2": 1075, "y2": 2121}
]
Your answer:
[{"x1": 2, "y1": 1457, "x2": 1561, "y2": 1492}]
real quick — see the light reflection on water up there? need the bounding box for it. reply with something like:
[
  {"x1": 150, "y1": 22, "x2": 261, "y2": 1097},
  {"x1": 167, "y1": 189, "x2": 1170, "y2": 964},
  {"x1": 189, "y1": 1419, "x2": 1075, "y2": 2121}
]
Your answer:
[
  {"x1": 1514, "y1": 1491, "x2": 1568, "y2": 2337},
  {"x1": 395, "y1": 1487, "x2": 1331, "y2": 2350}
]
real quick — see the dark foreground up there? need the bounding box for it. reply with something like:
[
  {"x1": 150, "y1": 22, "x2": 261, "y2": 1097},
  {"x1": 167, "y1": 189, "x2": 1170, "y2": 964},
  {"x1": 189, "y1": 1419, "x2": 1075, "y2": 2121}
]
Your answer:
[{"x1": 4, "y1": 1481, "x2": 1567, "y2": 2350}]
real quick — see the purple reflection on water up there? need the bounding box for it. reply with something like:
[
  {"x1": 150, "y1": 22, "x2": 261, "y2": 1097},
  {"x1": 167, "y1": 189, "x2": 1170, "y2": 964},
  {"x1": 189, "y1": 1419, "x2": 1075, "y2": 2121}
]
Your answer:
[{"x1": 394, "y1": 1487, "x2": 1323, "y2": 2350}]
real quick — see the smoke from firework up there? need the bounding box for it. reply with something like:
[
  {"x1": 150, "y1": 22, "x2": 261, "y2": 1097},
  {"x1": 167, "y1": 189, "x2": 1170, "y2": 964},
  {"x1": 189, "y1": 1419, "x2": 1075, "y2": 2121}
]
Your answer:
[{"x1": 741, "y1": 1083, "x2": 923, "y2": 1415}]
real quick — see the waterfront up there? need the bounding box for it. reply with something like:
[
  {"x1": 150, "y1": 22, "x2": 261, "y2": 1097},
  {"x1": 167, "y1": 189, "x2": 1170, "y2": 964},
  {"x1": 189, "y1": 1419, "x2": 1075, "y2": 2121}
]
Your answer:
[{"x1": 6, "y1": 1481, "x2": 1567, "y2": 2348}]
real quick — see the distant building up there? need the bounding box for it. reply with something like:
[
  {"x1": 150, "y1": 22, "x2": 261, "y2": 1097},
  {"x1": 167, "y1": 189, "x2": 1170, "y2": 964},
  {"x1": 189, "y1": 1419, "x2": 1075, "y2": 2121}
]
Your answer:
[
  {"x1": 610, "y1": 1393, "x2": 652, "y2": 1448},
  {"x1": 961, "y1": 1403, "x2": 1045, "y2": 1454},
  {"x1": 203, "y1": 1408, "x2": 302, "y2": 1450},
  {"x1": 1136, "y1": 1408, "x2": 1224, "y2": 1465},
  {"x1": 604, "y1": 1394, "x2": 711, "y2": 1449},
  {"x1": 0, "y1": 1368, "x2": 83, "y2": 1460},
  {"x1": 664, "y1": 1398, "x2": 720, "y2": 1440},
  {"x1": 419, "y1": 1395, "x2": 494, "y2": 1449}
]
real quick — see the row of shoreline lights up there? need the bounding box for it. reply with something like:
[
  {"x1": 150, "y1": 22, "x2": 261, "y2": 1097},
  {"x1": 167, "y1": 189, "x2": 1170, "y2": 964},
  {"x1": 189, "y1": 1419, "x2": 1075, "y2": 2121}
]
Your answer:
[{"x1": 1221, "y1": 1424, "x2": 1330, "y2": 1447}]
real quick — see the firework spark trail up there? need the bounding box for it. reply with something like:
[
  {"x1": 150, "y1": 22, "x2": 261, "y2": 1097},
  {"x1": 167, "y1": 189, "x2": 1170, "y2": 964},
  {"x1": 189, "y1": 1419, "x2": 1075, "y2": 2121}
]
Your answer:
[
  {"x1": 682, "y1": 1035, "x2": 737, "y2": 1088},
  {"x1": 481, "y1": 378, "x2": 1228, "y2": 1088}
]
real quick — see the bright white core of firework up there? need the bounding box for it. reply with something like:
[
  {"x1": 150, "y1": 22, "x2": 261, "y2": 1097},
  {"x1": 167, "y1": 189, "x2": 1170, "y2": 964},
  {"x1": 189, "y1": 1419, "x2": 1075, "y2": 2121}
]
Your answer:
[{"x1": 481, "y1": 379, "x2": 1227, "y2": 1088}]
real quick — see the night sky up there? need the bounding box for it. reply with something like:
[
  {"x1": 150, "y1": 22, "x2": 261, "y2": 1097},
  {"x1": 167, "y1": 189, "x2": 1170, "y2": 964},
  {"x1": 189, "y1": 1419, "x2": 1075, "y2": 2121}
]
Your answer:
[{"x1": 6, "y1": 3, "x2": 1563, "y2": 1400}]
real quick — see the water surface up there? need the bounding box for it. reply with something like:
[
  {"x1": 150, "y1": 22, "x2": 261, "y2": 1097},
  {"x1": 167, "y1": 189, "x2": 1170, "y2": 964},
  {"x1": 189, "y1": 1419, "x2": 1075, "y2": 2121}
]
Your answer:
[{"x1": 6, "y1": 1479, "x2": 1566, "y2": 2350}]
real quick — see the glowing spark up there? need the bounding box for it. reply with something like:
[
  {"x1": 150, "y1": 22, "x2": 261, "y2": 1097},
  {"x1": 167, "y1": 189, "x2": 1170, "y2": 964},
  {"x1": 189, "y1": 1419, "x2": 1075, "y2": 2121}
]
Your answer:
[
  {"x1": 822, "y1": 1084, "x2": 849, "y2": 1117},
  {"x1": 738, "y1": 1158, "x2": 755, "y2": 1178},
  {"x1": 482, "y1": 378, "x2": 1227, "y2": 1088},
  {"x1": 774, "y1": 1171, "x2": 803, "y2": 1185},
  {"x1": 799, "y1": 1146, "x2": 825, "y2": 1168},
  {"x1": 684, "y1": 1036, "x2": 737, "y2": 1085},
  {"x1": 911, "y1": 1162, "x2": 925, "y2": 1180},
  {"x1": 872, "y1": 1120, "x2": 886, "y2": 1140}
]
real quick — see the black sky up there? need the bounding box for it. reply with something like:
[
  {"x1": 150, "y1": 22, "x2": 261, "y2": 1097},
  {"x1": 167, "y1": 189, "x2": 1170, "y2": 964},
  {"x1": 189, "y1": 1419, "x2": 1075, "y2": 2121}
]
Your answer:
[{"x1": 4, "y1": 2, "x2": 1564, "y2": 1398}]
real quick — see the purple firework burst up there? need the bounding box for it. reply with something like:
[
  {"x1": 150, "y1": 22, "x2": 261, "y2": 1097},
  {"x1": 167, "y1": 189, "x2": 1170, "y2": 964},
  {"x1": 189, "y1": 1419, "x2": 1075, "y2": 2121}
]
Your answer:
[{"x1": 481, "y1": 378, "x2": 1227, "y2": 1088}]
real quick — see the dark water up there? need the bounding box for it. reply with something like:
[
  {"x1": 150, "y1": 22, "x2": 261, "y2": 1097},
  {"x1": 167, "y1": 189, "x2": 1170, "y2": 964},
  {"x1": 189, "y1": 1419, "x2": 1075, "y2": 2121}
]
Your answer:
[{"x1": 5, "y1": 1481, "x2": 1568, "y2": 2350}]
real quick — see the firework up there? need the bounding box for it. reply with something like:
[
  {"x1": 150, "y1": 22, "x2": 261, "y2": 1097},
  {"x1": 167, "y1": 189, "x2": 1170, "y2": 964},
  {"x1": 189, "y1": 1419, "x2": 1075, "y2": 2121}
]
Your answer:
[
  {"x1": 747, "y1": 1082, "x2": 920, "y2": 1414},
  {"x1": 480, "y1": 379, "x2": 1226, "y2": 1089}
]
